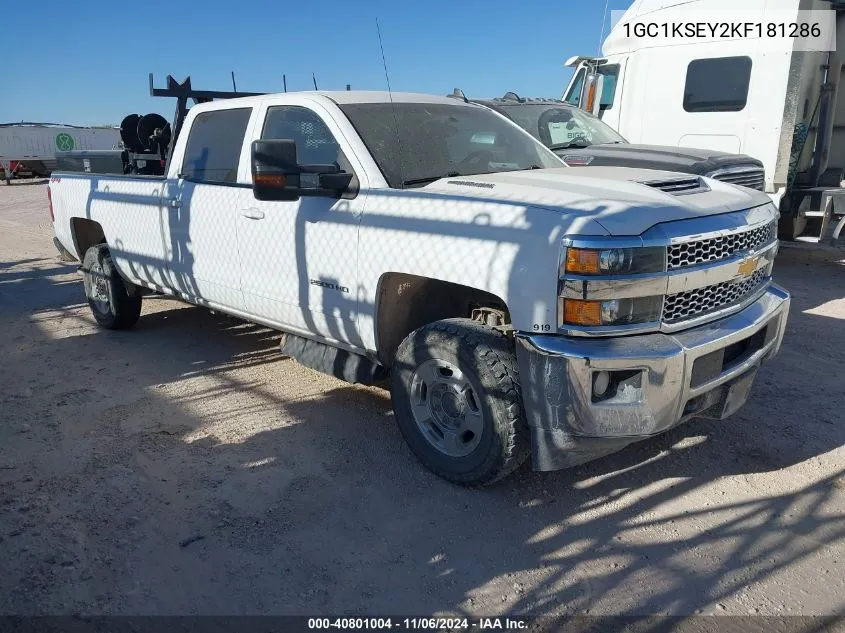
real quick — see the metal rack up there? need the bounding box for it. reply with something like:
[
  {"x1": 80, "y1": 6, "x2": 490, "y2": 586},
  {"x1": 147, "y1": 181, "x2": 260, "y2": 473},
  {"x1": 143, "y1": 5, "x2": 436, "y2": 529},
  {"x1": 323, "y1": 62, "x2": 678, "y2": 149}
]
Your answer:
[{"x1": 148, "y1": 74, "x2": 266, "y2": 156}]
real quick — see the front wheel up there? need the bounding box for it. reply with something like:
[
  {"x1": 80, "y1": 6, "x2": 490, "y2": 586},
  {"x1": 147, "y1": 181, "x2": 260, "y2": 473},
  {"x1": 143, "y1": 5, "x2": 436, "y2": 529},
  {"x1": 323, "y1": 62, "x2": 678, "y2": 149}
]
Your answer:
[
  {"x1": 82, "y1": 245, "x2": 142, "y2": 330},
  {"x1": 391, "y1": 318, "x2": 529, "y2": 487}
]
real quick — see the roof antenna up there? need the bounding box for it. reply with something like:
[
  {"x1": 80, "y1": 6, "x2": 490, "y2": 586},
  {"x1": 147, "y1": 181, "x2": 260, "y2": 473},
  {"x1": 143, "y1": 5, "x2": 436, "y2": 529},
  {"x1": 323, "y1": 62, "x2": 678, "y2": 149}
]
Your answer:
[
  {"x1": 231, "y1": 71, "x2": 237, "y2": 92},
  {"x1": 283, "y1": 74, "x2": 287, "y2": 93},
  {"x1": 597, "y1": 0, "x2": 610, "y2": 55},
  {"x1": 312, "y1": 73, "x2": 318, "y2": 90},
  {"x1": 376, "y1": 17, "x2": 406, "y2": 187},
  {"x1": 450, "y1": 88, "x2": 468, "y2": 103}
]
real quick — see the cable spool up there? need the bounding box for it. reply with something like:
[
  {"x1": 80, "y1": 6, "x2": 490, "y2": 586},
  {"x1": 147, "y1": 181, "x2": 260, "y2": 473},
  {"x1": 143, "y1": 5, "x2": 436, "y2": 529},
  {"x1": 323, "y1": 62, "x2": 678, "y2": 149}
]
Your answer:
[
  {"x1": 137, "y1": 113, "x2": 171, "y2": 154},
  {"x1": 119, "y1": 114, "x2": 142, "y2": 152}
]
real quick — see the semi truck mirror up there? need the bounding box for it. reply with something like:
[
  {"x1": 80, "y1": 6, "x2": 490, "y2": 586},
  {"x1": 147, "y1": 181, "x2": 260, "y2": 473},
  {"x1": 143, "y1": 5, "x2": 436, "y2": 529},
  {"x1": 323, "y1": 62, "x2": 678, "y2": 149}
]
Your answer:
[{"x1": 581, "y1": 74, "x2": 604, "y2": 116}]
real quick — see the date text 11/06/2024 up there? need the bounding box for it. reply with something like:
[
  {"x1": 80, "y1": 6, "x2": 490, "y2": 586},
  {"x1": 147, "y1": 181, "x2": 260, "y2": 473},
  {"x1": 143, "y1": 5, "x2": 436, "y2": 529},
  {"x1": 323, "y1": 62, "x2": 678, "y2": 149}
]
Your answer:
[{"x1": 307, "y1": 617, "x2": 529, "y2": 630}]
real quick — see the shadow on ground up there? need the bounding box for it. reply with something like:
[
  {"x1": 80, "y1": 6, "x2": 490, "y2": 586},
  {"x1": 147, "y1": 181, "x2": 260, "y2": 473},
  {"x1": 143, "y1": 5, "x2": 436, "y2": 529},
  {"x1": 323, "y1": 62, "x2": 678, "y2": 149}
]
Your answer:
[{"x1": 0, "y1": 249, "x2": 844, "y2": 620}]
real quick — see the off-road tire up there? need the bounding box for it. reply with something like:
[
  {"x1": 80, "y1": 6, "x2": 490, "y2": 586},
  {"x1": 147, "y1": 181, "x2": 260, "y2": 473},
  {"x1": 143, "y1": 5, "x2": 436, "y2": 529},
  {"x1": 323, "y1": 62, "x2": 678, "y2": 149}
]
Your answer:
[
  {"x1": 82, "y1": 244, "x2": 142, "y2": 330},
  {"x1": 391, "y1": 318, "x2": 529, "y2": 487}
]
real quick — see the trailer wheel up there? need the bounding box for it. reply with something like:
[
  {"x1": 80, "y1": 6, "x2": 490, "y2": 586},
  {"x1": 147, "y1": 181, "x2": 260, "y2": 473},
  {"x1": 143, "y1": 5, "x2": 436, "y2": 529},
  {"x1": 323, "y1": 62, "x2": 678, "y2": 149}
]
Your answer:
[
  {"x1": 82, "y1": 245, "x2": 142, "y2": 330},
  {"x1": 391, "y1": 318, "x2": 529, "y2": 487}
]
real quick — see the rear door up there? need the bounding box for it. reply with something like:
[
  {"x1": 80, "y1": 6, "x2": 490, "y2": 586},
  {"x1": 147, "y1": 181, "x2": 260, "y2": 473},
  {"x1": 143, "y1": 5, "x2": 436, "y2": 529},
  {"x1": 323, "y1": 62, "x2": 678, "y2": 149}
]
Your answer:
[
  {"x1": 638, "y1": 51, "x2": 754, "y2": 153},
  {"x1": 164, "y1": 106, "x2": 253, "y2": 309},
  {"x1": 236, "y1": 97, "x2": 367, "y2": 347}
]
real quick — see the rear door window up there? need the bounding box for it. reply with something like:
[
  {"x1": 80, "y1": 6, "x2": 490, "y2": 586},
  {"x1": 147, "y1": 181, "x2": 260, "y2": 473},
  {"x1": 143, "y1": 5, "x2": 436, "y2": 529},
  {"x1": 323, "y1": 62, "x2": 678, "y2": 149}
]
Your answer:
[
  {"x1": 181, "y1": 108, "x2": 252, "y2": 184},
  {"x1": 683, "y1": 56, "x2": 752, "y2": 112}
]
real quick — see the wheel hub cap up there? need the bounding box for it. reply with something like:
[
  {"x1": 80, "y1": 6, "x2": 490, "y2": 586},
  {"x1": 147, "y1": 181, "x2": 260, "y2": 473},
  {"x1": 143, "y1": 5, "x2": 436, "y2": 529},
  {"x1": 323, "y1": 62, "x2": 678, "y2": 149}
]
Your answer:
[
  {"x1": 93, "y1": 276, "x2": 109, "y2": 302},
  {"x1": 88, "y1": 262, "x2": 111, "y2": 311},
  {"x1": 410, "y1": 359, "x2": 484, "y2": 458}
]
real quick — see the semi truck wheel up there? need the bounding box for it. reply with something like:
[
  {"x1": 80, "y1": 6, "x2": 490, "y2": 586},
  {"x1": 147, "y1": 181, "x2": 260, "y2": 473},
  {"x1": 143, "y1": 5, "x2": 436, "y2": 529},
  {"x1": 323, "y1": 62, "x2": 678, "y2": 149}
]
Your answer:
[
  {"x1": 82, "y1": 245, "x2": 142, "y2": 330},
  {"x1": 391, "y1": 318, "x2": 529, "y2": 486}
]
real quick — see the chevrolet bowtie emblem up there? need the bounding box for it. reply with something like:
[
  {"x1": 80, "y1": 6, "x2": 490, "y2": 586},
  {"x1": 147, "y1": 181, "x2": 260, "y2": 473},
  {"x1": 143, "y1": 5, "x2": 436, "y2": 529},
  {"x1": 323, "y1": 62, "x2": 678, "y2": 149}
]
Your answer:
[{"x1": 737, "y1": 256, "x2": 759, "y2": 277}]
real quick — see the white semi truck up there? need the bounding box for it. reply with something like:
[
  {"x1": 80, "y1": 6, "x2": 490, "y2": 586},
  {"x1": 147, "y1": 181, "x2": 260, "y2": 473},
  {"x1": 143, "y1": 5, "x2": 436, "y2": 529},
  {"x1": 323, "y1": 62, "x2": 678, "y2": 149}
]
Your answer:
[
  {"x1": 47, "y1": 89, "x2": 789, "y2": 486},
  {"x1": 0, "y1": 123, "x2": 119, "y2": 184},
  {"x1": 564, "y1": 0, "x2": 845, "y2": 244}
]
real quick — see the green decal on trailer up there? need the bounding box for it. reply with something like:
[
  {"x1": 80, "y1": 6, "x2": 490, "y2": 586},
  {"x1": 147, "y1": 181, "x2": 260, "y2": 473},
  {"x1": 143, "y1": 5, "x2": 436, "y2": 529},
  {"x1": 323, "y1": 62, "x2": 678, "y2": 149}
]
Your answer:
[{"x1": 55, "y1": 133, "x2": 75, "y2": 151}]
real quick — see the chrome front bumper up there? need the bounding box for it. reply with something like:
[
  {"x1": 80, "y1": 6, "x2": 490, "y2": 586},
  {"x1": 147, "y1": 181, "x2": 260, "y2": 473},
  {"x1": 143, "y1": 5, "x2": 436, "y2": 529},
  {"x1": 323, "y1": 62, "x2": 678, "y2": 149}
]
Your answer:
[{"x1": 516, "y1": 284, "x2": 790, "y2": 471}]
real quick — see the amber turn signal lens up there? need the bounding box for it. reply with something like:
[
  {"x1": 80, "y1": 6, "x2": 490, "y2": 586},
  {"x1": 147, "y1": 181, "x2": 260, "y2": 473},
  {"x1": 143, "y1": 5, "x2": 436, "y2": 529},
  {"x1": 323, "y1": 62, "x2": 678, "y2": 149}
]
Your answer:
[
  {"x1": 562, "y1": 299, "x2": 602, "y2": 326},
  {"x1": 565, "y1": 248, "x2": 601, "y2": 275},
  {"x1": 586, "y1": 82, "x2": 596, "y2": 112},
  {"x1": 254, "y1": 173, "x2": 286, "y2": 187}
]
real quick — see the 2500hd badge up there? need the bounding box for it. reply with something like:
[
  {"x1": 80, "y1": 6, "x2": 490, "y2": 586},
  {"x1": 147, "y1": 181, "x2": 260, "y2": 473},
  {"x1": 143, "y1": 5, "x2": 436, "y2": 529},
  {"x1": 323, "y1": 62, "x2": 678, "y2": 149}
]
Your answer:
[{"x1": 310, "y1": 279, "x2": 350, "y2": 293}]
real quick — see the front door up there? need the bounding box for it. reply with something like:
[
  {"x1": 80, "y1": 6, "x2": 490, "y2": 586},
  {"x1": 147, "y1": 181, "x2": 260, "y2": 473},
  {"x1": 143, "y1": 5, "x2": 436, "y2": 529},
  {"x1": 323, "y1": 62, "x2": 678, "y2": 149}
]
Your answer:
[
  {"x1": 237, "y1": 99, "x2": 367, "y2": 347},
  {"x1": 165, "y1": 106, "x2": 253, "y2": 308}
]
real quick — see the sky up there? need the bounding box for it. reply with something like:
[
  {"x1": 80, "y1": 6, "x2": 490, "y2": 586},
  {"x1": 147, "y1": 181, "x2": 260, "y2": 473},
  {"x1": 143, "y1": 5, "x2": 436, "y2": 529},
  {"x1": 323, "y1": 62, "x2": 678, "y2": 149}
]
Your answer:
[{"x1": 0, "y1": 0, "x2": 632, "y2": 126}]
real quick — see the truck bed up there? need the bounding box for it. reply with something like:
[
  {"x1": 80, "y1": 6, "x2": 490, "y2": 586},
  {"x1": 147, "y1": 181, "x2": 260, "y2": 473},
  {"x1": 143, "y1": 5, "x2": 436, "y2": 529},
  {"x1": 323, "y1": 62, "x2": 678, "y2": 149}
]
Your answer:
[{"x1": 50, "y1": 171, "x2": 171, "y2": 290}]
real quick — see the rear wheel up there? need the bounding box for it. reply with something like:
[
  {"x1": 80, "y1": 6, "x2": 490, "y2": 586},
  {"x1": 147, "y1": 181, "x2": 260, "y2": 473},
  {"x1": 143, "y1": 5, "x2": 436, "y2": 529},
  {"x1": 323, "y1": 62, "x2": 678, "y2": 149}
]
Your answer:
[
  {"x1": 82, "y1": 245, "x2": 142, "y2": 330},
  {"x1": 391, "y1": 318, "x2": 529, "y2": 487}
]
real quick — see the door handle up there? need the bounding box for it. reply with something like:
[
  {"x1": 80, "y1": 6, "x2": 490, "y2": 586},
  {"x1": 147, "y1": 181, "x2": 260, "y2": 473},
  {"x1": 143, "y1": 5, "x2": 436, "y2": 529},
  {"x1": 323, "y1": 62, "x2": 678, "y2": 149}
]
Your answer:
[
  {"x1": 167, "y1": 198, "x2": 182, "y2": 208},
  {"x1": 240, "y1": 208, "x2": 265, "y2": 220}
]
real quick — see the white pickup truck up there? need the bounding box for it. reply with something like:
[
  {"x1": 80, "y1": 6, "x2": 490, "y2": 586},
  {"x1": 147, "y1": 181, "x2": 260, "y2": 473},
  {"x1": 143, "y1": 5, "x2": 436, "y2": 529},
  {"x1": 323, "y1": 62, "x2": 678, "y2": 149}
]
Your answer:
[{"x1": 48, "y1": 91, "x2": 790, "y2": 486}]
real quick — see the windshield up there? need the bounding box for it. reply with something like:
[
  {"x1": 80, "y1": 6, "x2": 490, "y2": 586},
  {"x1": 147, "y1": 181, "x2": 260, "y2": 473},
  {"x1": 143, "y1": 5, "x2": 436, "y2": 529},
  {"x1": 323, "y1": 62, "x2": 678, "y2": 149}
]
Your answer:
[
  {"x1": 497, "y1": 104, "x2": 627, "y2": 149},
  {"x1": 564, "y1": 69, "x2": 585, "y2": 106},
  {"x1": 337, "y1": 102, "x2": 563, "y2": 188}
]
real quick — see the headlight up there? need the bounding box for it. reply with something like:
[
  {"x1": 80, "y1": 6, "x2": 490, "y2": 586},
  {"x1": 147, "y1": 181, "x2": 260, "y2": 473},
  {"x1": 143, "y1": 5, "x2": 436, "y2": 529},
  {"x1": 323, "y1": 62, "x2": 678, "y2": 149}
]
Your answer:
[
  {"x1": 563, "y1": 246, "x2": 665, "y2": 275},
  {"x1": 558, "y1": 242, "x2": 667, "y2": 331},
  {"x1": 560, "y1": 296, "x2": 663, "y2": 327}
]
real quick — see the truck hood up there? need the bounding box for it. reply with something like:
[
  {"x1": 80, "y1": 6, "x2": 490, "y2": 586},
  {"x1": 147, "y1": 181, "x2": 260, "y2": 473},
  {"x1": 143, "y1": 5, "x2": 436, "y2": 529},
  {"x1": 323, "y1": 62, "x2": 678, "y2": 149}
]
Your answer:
[
  {"x1": 422, "y1": 166, "x2": 772, "y2": 236},
  {"x1": 555, "y1": 143, "x2": 764, "y2": 175}
]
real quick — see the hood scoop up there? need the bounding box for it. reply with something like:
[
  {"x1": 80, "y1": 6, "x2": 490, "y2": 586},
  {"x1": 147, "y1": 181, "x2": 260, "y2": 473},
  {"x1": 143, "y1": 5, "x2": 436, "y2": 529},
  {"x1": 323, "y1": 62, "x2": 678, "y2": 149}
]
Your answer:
[{"x1": 640, "y1": 176, "x2": 710, "y2": 196}]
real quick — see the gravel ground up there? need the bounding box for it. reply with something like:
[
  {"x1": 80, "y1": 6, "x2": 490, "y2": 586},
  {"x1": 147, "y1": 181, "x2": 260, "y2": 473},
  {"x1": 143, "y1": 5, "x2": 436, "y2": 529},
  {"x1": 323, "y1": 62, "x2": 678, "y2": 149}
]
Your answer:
[{"x1": 1, "y1": 179, "x2": 844, "y2": 618}]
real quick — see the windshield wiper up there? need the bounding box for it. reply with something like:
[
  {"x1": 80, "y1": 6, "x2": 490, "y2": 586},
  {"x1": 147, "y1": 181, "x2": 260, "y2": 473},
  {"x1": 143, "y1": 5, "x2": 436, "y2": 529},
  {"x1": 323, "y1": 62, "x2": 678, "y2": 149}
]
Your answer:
[
  {"x1": 548, "y1": 140, "x2": 592, "y2": 150},
  {"x1": 402, "y1": 172, "x2": 461, "y2": 187}
]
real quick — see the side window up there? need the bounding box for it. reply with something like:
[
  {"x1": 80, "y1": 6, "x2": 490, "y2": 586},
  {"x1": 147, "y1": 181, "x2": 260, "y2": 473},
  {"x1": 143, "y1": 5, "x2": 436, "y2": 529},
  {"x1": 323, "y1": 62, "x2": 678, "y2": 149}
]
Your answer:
[
  {"x1": 683, "y1": 56, "x2": 752, "y2": 112},
  {"x1": 181, "y1": 108, "x2": 251, "y2": 183},
  {"x1": 262, "y1": 106, "x2": 345, "y2": 166},
  {"x1": 597, "y1": 64, "x2": 619, "y2": 110},
  {"x1": 564, "y1": 69, "x2": 586, "y2": 106}
]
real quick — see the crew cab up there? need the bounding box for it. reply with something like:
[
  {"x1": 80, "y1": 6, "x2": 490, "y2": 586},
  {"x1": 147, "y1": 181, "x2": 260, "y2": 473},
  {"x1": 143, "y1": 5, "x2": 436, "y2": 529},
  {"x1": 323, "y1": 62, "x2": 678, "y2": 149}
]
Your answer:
[
  {"x1": 460, "y1": 92, "x2": 767, "y2": 190},
  {"x1": 48, "y1": 91, "x2": 790, "y2": 486}
]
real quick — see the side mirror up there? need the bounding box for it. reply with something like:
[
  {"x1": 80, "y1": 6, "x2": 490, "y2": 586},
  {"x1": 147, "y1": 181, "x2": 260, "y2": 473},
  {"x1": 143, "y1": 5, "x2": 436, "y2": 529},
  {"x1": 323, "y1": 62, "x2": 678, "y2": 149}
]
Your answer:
[{"x1": 251, "y1": 139, "x2": 353, "y2": 201}]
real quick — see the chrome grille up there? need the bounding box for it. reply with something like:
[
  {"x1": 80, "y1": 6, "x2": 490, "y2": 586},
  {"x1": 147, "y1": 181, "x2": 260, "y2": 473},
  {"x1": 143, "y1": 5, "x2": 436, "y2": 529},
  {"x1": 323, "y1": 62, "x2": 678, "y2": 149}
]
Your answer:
[
  {"x1": 662, "y1": 268, "x2": 768, "y2": 324},
  {"x1": 711, "y1": 168, "x2": 765, "y2": 191},
  {"x1": 667, "y1": 221, "x2": 776, "y2": 270}
]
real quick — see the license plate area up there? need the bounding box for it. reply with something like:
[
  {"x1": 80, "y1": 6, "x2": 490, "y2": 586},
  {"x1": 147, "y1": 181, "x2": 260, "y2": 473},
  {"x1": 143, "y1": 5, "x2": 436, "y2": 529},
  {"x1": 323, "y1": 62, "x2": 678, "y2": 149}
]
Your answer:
[
  {"x1": 685, "y1": 365, "x2": 759, "y2": 420},
  {"x1": 689, "y1": 320, "x2": 776, "y2": 388},
  {"x1": 720, "y1": 366, "x2": 759, "y2": 418}
]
